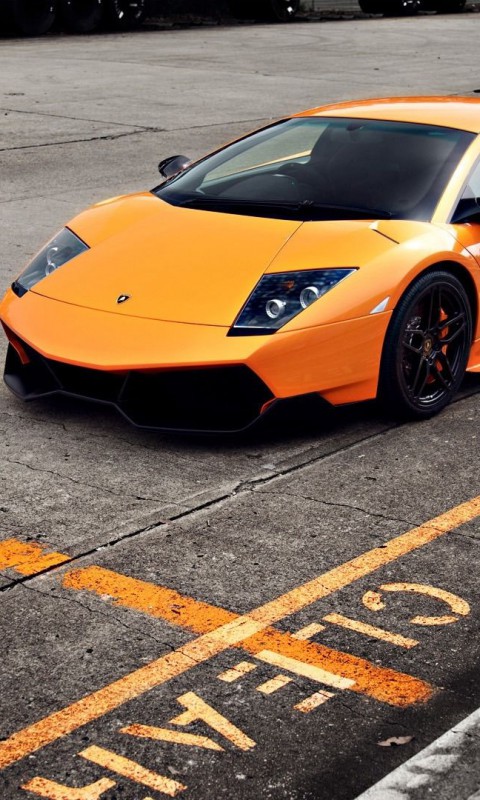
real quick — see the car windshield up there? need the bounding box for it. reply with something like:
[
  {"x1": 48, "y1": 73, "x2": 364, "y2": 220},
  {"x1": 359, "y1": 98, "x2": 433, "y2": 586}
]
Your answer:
[{"x1": 154, "y1": 117, "x2": 474, "y2": 222}]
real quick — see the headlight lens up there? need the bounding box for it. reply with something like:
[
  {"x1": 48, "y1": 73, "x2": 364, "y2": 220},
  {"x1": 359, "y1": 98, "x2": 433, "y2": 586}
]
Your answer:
[
  {"x1": 14, "y1": 228, "x2": 89, "y2": 294},
  {"x1": 231, "y1": 268, "x2": 356, "y2": 334}
]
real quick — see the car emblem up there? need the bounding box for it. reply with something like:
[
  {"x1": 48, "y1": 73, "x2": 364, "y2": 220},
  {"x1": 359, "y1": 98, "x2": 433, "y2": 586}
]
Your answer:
[{"x1": 117, "y1": 294, "x2": 131, "y2": 304}]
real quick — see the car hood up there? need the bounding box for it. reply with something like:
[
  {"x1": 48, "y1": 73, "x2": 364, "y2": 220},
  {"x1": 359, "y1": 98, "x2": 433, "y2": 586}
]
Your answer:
[{"x1": 31, "y1": 192, "x2": 395, "y2": 326}]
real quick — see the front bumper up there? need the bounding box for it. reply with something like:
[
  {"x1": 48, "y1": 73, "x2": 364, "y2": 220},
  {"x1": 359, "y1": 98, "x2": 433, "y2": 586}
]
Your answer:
[
  {"x1": 4, "y1": 339, "x2": 276, "y2": 433},
  {"x1": 1, "y1": 288, "x2": 391, "y2": 430}
]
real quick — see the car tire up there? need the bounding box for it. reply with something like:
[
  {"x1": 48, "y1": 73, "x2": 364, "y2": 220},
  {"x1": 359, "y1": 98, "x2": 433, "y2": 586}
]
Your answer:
[
  {"x1": 105, "y1": 0, "x2": 148, "y2": 29},
  {"x1": 378, "y1": 270, "x2": 472, "y2": 420},
  {"x1": 59, "y1": 0, "x2": 103, "y2": 32},
  {"x1": 4, "y1": 0, "x2": 56, "y2": 35}
]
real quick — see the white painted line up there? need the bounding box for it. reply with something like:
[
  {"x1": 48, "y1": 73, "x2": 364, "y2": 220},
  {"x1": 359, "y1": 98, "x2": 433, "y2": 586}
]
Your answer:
[{"x1": 354, "y1": 705, "x2": 480, "y2": 800}]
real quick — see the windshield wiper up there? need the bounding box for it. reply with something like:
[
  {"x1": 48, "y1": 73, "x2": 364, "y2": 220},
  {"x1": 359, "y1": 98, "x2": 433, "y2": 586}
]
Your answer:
[
  {"x1": 297, "y1": 201, "x2": 392, "y2": 219},
  {"x1": 176, "y1": 196, "x2": 392, "y2": 220},
  {"x1": 179, "y1": 197, "x2": 300, "y2": 210}
]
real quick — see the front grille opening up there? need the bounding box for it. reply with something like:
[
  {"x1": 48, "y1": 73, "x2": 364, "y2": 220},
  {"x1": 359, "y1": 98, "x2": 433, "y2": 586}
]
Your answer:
[
  {"x1": 4, "y1": 344, "x2": 58, "y2": 399},
  {"x1": 3, "y1": 337, "x2": 274, "y2": 432},
  {"x1": 51, "y1": 362, "x2": 126, "y2": 403},
  {"x1": 121, "y1": 365, "x2": 273, "y2": 431}
]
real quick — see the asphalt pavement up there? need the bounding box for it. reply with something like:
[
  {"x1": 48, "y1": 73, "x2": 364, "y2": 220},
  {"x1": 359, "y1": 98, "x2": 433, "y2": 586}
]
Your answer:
[{"x1": 1, "y1": 14, "x2": 480, "y2": 800}]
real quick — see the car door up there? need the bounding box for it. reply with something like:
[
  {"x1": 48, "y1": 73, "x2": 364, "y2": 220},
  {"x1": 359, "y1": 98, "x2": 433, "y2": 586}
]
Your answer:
[{"x1": 450, "y1": 157, "x2": 480, "y2": 265}]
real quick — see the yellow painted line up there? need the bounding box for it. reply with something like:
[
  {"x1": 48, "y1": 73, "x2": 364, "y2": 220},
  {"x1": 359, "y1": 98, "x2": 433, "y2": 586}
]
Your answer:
[
  {"x1": 255, "y1": 650, "x2": 355, "y2": 690},
  {"x1": 121, "y1": 724, "x2": 224, "y2": 751},
  {"x1": 292, "y1": 623, "x2": 326, "y2": 640},
  {"x1": 247, "y1": 495, "x2": 480, "y2": 627},
  {"x1": 367, "y1": 582, "x2": 471, "y2": 626},
  {"x1": 61, "y1": 565, "x2": 433, "y2": 705},
  {"x1": 79, "y1": 746, "x2": 186, "y2": 796},
  {"x1": 2, "y1": 494, "x2": 479, "y2": 771},
  {"x1": 323, "y1": 613, "x2": 419, "y2": 649},
  {"x1": 244, "y1": 628, "x2": 429, "y2": 705},
  {"x1": 21, "y1": 776, "x2": 115, "y2": 799},
  {"x1": 0, "y1": 539, "x2": 69, "y2": 576},
  {"x1": 217, "y1": 662, "x2": 257, "y2": 683},
  {"x1": 63, "y1": 565, "x2": 235, "y2": 633},
  {"x1": 256, "y1": 674, "x2": 292, "y2": 695},
  {"x1": 169, "y1": 692, "x2": 256, "y2": 751},
  {"x1": 294, "y1": 691, "x2": 334, "y2": 713}
]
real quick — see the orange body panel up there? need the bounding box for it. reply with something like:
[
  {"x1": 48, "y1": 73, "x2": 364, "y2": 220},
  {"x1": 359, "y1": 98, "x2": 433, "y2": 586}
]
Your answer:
[{"x1": 297, "y1": 97, "x2": 480, "y2": 134}]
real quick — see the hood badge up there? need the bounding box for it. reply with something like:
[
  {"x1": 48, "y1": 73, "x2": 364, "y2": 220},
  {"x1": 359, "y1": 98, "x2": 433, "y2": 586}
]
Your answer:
[{"x1": 117, "y1": 294, "x2": 131, "y2": 304}]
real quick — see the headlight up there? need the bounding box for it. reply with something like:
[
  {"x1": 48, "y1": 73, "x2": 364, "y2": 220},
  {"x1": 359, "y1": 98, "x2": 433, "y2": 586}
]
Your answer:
[
  {"x1": 230, "y1": 268, "x2": 356, "y2": 334},
  {"x1": 13, "y1": 228, "x2": 89, "y2": 295}
]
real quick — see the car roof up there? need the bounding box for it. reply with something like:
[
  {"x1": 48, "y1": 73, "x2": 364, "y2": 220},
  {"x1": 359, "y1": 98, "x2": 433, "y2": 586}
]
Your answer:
[{"x1": 295, "y1": 96, "x2": 480, "y2": 134}]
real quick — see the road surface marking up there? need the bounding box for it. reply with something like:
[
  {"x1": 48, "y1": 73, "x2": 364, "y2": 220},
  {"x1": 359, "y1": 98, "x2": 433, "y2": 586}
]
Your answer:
[
  {"x1": 0, "y1": 539, "x2": 69, "y2": 576},
  {"x1": 169, "y1": 692, "x2": 256, "y2": 751},
  {"x1": 354, "y1": 703, "x2": 480, "y2": 799},
  {"x1": 2, "y1": 493, "x2": 479, "y2": 771},
  {"x1": 322, "y1": 613, "x2": 419, "y2": 648},
  {"x1": 294, "y1": 691, "x2": 335, "y2": 713},
  {"x1": 217, "y1": 662, "x2": 257, "y2": 682},
  {"x1": 60, "y1": 566, "x2": 433, "y2": 704},
  {"x1": 121, "y1": 724, "x2": 224, "y2": 751},
  {"x1": 21, "y1": 777, "x2": 115, "y2": 799},
  {"x1": 292, "y1": 623, "x2": 326, "y2": 640},
  {"x1": 255, "y1": 650, "x2": 355, "y2": 689},
  {"x1": 362, "y1": 582, "x2": 470, "y2": 626},
  {"x1": 79, "y1": 746, "x2": 186, "y2": 796},
  {"x1": 63, "y1": 566, "x2": 235, "y2": 633},
  {"x1": 256, "y1": 675, "x2": 292, "y2": 694}
]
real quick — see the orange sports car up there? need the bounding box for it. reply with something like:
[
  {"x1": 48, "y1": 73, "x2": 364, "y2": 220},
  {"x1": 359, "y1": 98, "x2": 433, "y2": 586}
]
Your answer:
[{"x1": 2, "y1": 97, "x2": 480, "y2": 432}]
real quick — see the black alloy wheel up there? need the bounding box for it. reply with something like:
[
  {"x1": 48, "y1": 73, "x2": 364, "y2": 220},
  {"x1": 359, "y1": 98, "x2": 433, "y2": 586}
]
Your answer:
[
  {"x1": 4, "y1": 0, "x2": 56, "y2": 35},
  {"x1": 379, "y1": 271, "x2": 472, "y2": 419},
  {"x1": 105, "y1": 0, "x2": 148, "y2": 29},
  {"x1": 59, "y1": 0, "x2": 103, "y2": 32}
]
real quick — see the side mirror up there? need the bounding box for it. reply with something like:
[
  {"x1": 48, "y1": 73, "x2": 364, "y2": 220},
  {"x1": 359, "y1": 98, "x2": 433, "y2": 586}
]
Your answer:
[
  {"x1": 452, "y1": 197, "x2": 480, "y2": 224},
  {"x1": 158, "y1": 155, "x2": 191, "y2": 180}
]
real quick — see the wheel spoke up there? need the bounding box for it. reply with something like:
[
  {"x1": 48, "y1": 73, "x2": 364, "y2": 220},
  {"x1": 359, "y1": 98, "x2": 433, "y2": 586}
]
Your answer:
[
  {"x1": 437, "y1": 351, "x2": 454, "y2": 384},
  {"x1": 403, "y1": 340, "x2": 423, "y2": 354},
  {"x1": 431, "y1": 361, "x2": 450, "y2": 389},
  {"x1": 438, "y1": 311, "x2": 465, "y2": 332},
  {"x1": 413, "y1": 363, "x2": 430, "y2": 399},
  {"x1": 410, "y1": 356, "x2": 426, "y2": 397},
  {"x1": 441, "y1": 320, "x2": 466, "y2": 345}
]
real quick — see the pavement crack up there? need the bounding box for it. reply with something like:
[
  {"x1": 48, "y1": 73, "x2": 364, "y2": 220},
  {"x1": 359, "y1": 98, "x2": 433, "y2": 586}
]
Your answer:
[
  {"x1": 0, "y1": 105, "x2": 152, "y2": 129},
  {"x1": 19, "y1": 582, "x2": 179, "y2": 650},
  {"x1": 0, "y1": 126, "x2": 166, "y2": 152},
  {"x1": 2, "y1": 456, "x2": 161, "y2": 502},
  {"x1": 0, "y1": 116, "x2": 266, "y2": 152},
  {"x1": 256, "y1": 490, "x2": 414, "y2": 527}
]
